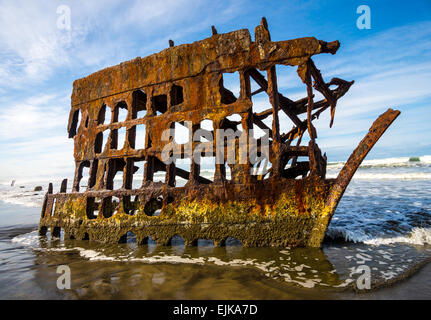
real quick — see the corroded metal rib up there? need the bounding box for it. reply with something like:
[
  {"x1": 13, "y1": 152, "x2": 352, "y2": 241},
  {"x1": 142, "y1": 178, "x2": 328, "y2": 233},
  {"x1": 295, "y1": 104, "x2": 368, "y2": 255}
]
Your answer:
[{"x1": 307, "y1": 108, "x2": 401, "y2": 247}]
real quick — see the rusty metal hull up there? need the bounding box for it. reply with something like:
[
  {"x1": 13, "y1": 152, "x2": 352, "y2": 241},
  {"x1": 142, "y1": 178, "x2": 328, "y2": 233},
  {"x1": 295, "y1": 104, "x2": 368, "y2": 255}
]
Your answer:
[
  {"x1": 39, "y1": 177, "x2": 335, "y2": 247},
  {"x1": 38, "y1": 19, "x2": 400, "y2": 247}
]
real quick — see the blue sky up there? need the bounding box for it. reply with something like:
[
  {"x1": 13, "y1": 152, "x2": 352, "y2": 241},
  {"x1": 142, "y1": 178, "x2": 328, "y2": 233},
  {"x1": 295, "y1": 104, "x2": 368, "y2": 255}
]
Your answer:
[{"x1": 0, "y1": 0, "x2": 430, "y2": 183}]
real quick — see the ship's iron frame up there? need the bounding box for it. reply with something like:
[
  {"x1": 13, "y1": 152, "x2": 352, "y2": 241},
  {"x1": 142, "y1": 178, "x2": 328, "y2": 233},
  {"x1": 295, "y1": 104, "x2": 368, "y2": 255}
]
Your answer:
[{"x1": 39, "y1": 19, "x2": 400, "y2": 247}]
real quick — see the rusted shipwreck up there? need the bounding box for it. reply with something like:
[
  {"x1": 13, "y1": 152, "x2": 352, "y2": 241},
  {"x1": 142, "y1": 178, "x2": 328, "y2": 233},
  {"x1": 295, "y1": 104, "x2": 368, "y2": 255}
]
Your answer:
[{"x1": 39, "y1": 19, "x2": 400, "y2": 247}]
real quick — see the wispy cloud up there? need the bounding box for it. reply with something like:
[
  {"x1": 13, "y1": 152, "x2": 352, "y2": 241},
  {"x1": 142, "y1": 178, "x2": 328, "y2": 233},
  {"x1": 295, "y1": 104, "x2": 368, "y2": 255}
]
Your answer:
[
  {"x1": 0, "y1": 93, "x2": 69, "y2": 141},
  {"x1": 0, "y1": 1, "x2": 78, "y2": 87},
  {"x1": 0, "y1": 0, "x2": 246, "y2": 90},
  {"x1": 0, "y1": 1, "x2": 430, "y2": 183},
  {"x1": 0, "y1": 91, "x2": 74, "y2": 183}
]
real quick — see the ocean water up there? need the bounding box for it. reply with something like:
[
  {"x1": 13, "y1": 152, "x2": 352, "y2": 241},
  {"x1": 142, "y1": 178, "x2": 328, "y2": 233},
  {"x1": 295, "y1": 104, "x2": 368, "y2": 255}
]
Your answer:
[{"x1": 1, "y1": 155, "x2": 431, "y2": 299}]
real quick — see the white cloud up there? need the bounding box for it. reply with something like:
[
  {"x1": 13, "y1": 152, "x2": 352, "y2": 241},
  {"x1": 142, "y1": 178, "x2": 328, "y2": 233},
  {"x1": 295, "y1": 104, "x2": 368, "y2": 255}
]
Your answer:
[
  {"x1": 0, "y1": 1, "x2": 72, "y2": 87},
  {"x1": 0, "y1": 0, "x2": 246, "y2": 90},
  {"x1": 0, "y1": 93, "x2": 69, "y2": 141},
  {"x1": 0, "y1": 90, "x2": 74, "y2": 183}
]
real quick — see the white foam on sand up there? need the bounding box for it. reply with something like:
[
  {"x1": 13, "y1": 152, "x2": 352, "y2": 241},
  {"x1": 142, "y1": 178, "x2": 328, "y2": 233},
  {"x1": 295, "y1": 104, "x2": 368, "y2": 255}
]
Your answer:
[{"x1": 11, "y1": 230, "x2": 40, "y2": 247}]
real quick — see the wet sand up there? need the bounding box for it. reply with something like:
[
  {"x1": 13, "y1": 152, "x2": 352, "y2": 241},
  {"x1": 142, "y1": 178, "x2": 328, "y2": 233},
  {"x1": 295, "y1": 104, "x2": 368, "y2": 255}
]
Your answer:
[
  {"x1": 1, "y1": 187, "x2": 431, "y2": 300},
  {"x1": 345, "y1": 260, "x2": 431, "y2": 299}
]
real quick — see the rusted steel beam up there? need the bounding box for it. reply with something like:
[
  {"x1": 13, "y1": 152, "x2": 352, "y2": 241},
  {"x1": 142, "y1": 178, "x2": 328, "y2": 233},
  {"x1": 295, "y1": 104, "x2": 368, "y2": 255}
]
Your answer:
[
  {"x1": 308, "y1": 59, "x2": 337, "y2": 127},
  {"x1": 279, "y1": 144, "x2": 309, "y2": 157},
  {"x1": 248, "y1": 68, "x2": 303, "y2": 128},
  {"x1": 280, "y1": 81, "x2": 352, "y2": 144},
  {"x1": 282, "y1": 161, "x2": 309, "y2": 179},
  {"x1": 254, "y1": 108, "x2": 273, "y2": 120},
  {"x1": 175, "y1": 167, "x2": 212, "y2": 185},
  {"x1": 300, "y1": 62, "x2": 318, "y2": 140},
  {"x1": 290, "y1": 78, "x2": 353, "y2": 116},
  {"x1": 251, "y1": 87, "x2": 265, "y2": 96},
  {"x1": 254, "y1": 96, "x2": 306, "y2": 121},
  {"x1": 308, "y1": 140, "x2": 326, "y2": 178},
  {"x1": 256, "y1": 77, "x2": 352, "y2": 123}
]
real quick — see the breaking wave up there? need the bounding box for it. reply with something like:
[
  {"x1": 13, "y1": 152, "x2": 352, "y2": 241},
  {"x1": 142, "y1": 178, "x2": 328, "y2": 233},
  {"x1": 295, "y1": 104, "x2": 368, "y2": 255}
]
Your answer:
[
  {"x1": 327, "y1": 155, "x2": 431, "y2": 169},
  {"x1": 363, "y1": 228, "x2": 431, "y2": 246},
  {"x1": 326, "y1": 227, "x2": 431, "y2": 246},
  {"x1": 326, "y1": 172, "x2": 431, "y2": 180}
]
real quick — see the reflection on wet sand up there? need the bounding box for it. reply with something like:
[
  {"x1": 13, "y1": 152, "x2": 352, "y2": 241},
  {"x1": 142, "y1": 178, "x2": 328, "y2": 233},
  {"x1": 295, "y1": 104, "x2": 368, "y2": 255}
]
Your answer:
[
  {"x1": 2, "y1": 227, "x2": 430, "y2": 299},
  {"x1": 32, "y1": 233, "x2": 347, "y2": 299}
]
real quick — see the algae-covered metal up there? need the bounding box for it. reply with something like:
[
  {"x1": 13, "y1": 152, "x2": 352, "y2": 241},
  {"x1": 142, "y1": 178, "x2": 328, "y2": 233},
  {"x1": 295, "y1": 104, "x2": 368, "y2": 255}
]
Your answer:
[{"x1": 39, "y1": 18, "x2": 400, "y2": 247}]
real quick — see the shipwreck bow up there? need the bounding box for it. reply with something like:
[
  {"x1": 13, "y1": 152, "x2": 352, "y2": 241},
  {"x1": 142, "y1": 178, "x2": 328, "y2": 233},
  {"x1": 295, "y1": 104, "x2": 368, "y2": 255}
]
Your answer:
[{"x1": 307, "y1": 108, "x2": 401, "y2": 246}]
